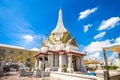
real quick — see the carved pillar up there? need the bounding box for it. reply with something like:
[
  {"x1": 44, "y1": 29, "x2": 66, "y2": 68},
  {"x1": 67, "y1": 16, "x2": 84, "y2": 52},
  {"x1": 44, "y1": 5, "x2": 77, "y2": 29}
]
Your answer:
[
  {"x1": 67, "y1": 54, "x2": 74, "y2": 73},
  {"x1": 58, "y1": 52, "x2": 64, "y2": 72},
  {"x1": 76, "y1": 56, "x2": 81, "y2": 71}
]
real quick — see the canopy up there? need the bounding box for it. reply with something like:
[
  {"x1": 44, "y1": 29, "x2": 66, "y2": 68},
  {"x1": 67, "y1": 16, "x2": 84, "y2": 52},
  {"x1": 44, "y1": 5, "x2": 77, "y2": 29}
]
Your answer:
[
  {"x1": 103, "y1": 42, "x2": 120, "y2": 80},
  {"x1": 104, "y1": 42, "x2": 120, "y2": 53}
]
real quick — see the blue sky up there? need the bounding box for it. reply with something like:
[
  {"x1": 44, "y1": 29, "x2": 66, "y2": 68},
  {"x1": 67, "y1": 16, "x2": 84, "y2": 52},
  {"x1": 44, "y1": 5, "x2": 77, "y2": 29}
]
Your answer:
[{"x1": 0, "y1": 0, "x2": 120, "y2": 62}]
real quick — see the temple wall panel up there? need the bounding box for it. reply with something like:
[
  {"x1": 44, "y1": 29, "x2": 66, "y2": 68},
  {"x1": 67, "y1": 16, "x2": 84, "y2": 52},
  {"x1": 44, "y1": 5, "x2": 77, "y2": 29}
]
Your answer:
[
  {"x1": 61, "y1": 54, "x2": 67, "y2": 67},
  {"x1": 55, "y1": 53, "x2": 59, "y2": 67},
  {"x1": 76, "y1": 56, "x2": 81, "y2": 71},
  {"x1": 48, "y1": 53, "x2": 53, "y2": 68}
]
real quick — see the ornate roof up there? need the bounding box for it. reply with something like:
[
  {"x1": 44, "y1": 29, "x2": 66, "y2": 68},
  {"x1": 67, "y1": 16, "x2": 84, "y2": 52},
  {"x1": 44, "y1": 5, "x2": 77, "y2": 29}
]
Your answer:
[
  {"x1": 67, "y1": 38, "x2": 78, "y2": 47},
  {"x1": 47, "y1": 9, "x2": 78, "y2": 49},
  {"x1": 34, "y1": 9, "x2": 86, "y2": 57},
  {"x1": 48, "y1": 9, "x2": 70, "y2": 43}
]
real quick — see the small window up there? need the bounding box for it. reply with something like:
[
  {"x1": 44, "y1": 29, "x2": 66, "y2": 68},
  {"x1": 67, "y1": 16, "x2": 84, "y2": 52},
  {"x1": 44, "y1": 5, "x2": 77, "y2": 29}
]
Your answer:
[
  {"x1": 29, "y1": 52, "x2": 32, "y2": 56},
  {"x1": 27, "y1": 58, "x2": 30, "y2": 62},
  {"x1": 19, "y1": 51, "x2": 22, "y2": 55},
  {"x1": 3, "y1": 49, "x2": 6, "y2": 54},
  {"x1": 10, "y1": 50, "x2": 14, "y2": 54}
]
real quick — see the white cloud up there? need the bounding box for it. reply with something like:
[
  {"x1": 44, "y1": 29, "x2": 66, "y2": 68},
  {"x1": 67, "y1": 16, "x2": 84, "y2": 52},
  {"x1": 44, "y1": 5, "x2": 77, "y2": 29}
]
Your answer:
[
  {"x1": 94, "y1": 32, "x2": 106, "y2": 40},
  {"x1": 115, "y1": 36, "x2": 120, "y2": 43},
  {"x1": 98, "y1": 17, "x2": 120, "y2": 31},
  {"x1": 23, "y1": 35, "x2": 33, "y2": 43},
  {"x1": 84, "y1": 40, "x2": 111, "y2": 60},
  {"x1": 108, "y1": 52, "x2": 118, "y2": 62},
  {"x1": 78, "y1": 7, "x2": 98, "y2": 20},
  {"x1": 84, "y1": 24, "x2": 92, "y2": 32},
  {"x1": 84, "y1": 40, "x2": 111, "y2": 54},
  {"x1": 29, "y1": 47, "x2": 39, "y2": 51},
  {"x1": 88, "y1": 52, "x2": 100, "y2": 59}
]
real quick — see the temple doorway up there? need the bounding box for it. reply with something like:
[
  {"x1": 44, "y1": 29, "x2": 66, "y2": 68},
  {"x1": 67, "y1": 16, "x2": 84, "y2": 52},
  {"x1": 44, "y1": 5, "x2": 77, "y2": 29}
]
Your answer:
[{"x1": 72, "y1": 55, "x2": 77, "y2": 71}]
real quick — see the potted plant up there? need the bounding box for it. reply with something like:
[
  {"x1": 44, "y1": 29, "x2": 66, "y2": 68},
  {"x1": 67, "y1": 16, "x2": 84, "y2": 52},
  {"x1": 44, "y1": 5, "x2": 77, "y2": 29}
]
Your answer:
[{"x1": 62, "y1": 65, "x2": 67, "y2": 72}]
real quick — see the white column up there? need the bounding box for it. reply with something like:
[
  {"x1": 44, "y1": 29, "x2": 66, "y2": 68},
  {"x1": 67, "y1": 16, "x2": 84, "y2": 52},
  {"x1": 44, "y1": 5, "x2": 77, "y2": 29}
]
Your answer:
[
  {"x1": 76, "y1": 56, "x2": 81, "y2": 71},
  {"x1": 67, "y1": 54, "x2": 74, "y2": 73},
  {"x1": 58, "y1": 52, "x2": 64, "y2": 72},
  {"x1": 42, "y1": 55, "x2": 45, "y2": 70},
  {"x1": 80, "y1": 56, "x2": 84, "y2": 71},
  {"x1": 35, "y1": 57, "x2": 38, "y2": 67},
  {"x1": 39, "y1": 58, "x2": 42, "y2": 69}
]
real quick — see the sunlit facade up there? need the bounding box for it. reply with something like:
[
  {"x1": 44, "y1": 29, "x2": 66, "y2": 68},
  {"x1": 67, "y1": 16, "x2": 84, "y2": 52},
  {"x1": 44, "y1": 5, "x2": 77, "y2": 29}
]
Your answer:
[
  {"x1": 34, "y1": 9, "x2": 86, "y2": 73},
  {"x1": 0, "y1": 44, "x2": 38, "y2": 68}
]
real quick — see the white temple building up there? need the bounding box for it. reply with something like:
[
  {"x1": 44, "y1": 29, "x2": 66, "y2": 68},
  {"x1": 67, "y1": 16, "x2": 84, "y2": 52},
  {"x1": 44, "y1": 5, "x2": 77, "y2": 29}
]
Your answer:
[{"x1": 34, "y1": 9, "x2": 86, "y2": 73}]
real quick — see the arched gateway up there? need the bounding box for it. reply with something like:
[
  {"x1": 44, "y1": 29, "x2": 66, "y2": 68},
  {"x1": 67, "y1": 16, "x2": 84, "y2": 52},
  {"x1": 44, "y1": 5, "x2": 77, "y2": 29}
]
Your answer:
[{"x1": 34, "y1": 9, "x2": 86, "y2": 73}]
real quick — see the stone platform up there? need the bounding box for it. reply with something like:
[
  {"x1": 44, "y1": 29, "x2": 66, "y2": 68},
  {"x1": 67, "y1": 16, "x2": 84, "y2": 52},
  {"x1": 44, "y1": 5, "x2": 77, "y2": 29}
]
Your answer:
[{"x1": 50, "y1": 71, "x2": 104, "y2": 80}]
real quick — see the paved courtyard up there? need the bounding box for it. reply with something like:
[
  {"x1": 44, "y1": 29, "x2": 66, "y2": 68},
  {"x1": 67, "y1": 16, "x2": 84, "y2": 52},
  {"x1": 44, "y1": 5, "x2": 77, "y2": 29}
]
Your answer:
[{"x1": 0, "y1": 71, "x2": 62, "y2": 80}]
